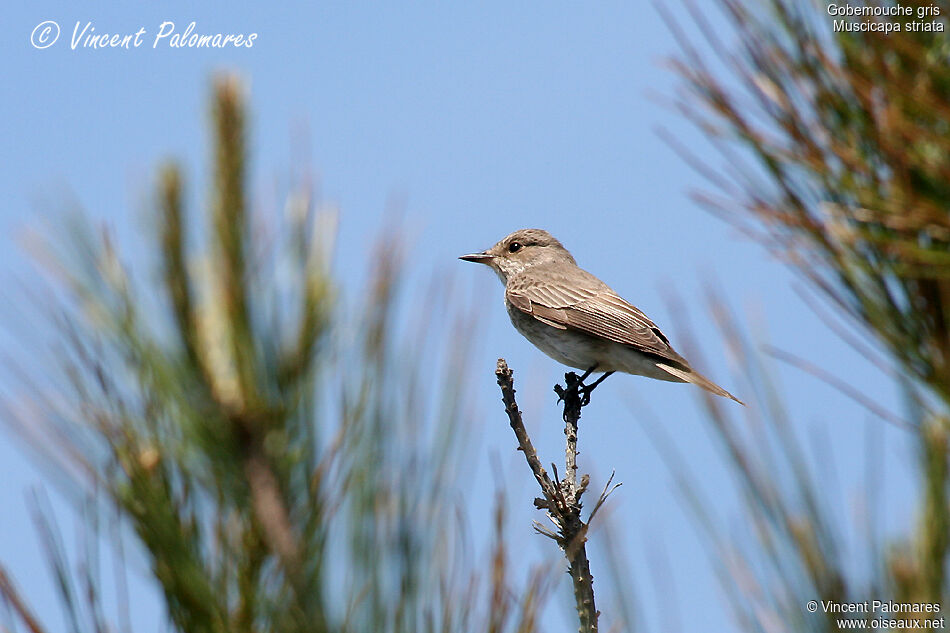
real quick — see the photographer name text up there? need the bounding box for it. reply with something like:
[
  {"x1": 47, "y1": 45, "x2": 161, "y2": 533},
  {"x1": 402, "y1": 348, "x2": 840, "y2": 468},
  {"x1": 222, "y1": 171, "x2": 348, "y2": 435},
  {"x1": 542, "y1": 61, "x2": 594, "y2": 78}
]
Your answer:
[
  {"x1": 31, "y1": 21, "x2": 258, "y2": 50},
  {"x1": 813, "y1": 600, "x2": 941, "y2": 614}
]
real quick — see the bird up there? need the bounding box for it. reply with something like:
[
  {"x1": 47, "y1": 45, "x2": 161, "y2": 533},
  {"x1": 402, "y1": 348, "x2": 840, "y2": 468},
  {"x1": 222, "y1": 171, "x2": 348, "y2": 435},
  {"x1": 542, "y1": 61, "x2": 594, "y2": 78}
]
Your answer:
[{"x1": 459, "y1": 228, "x2": 743, "y2": 404}]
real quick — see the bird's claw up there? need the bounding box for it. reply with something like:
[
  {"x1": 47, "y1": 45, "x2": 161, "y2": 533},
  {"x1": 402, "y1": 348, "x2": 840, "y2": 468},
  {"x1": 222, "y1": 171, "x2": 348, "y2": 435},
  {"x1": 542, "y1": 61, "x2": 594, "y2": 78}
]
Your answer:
[{"x1": 554, "y1": 371, "x2": 594, "y2": 406}]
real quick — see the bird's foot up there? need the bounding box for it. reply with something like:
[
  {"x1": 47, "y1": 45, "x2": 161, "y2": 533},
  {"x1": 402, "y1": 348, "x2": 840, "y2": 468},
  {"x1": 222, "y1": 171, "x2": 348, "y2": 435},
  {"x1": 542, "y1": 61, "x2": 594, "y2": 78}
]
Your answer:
[
  {"x1": 578, "y1": 371, "x2": 614, "y2": 406},
  {"x1": 555, "y1": 367, "x2": 613, "y2": 408},
  {"x1": 556, "y1": 370, "x2": 587, "y2": 406}
]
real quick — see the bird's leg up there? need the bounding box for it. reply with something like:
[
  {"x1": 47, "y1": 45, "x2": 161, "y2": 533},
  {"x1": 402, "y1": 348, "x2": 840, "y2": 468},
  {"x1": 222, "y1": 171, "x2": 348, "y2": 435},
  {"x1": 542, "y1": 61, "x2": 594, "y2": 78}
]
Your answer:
[
  {"x1": 577, "y1": 365, "x2": 598, "y2": 383},
  {"x1": 555, "y1": 365, "x2": 610, "y2": 409},
  {"x1": 579, "y1": 371, "x2": 614, "y2": 406},
  {"x1": 556, "y1": 365, "x2": 598, "y2": 407}
]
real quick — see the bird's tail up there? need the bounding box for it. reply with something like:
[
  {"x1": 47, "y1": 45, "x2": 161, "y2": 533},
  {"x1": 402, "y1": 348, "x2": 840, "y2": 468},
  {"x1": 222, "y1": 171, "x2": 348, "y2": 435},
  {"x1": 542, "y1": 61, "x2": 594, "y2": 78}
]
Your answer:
[{"x1": 656, "y1": 362, "x2": 744, "y2": 405}]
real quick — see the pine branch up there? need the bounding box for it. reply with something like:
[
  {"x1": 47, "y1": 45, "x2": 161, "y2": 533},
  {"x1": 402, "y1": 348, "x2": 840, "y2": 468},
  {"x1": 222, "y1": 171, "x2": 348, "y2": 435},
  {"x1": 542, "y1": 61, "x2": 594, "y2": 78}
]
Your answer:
[{"x1": 0, "y1": 566, "x2": 48, "y2": 633}]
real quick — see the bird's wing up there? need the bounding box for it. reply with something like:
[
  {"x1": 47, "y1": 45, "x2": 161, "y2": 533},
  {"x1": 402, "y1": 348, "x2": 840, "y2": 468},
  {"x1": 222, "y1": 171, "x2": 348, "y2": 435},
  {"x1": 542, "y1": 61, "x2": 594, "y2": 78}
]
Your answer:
[{"x1": 506, "y1": 269, "x2": 688, "y2": 366}]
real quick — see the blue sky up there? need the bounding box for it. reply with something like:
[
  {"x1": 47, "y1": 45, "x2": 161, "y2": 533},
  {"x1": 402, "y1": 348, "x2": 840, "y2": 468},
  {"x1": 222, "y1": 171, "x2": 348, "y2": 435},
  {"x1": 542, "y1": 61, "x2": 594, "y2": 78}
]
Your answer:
[{"x1": 1, "y1": 3, "x2": 915, "y2": 632}]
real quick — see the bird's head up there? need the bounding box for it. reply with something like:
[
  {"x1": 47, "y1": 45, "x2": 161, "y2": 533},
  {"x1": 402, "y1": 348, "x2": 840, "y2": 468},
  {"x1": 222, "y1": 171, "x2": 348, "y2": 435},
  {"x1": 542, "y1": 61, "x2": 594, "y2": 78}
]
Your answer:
[{"x1": 459, "y1": 228, "x2": 575, "y2": 283}]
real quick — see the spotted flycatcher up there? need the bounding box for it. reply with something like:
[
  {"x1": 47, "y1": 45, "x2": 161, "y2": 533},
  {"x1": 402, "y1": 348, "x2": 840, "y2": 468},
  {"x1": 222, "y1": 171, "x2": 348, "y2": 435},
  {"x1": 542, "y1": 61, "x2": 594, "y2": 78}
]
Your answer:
[{"x1": 460, "y1": 228, "x2": 742, "y2": 403}]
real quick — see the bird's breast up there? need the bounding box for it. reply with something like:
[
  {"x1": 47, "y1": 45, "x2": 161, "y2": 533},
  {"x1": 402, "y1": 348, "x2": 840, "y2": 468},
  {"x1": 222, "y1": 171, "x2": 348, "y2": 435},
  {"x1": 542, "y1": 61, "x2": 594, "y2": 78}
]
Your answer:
[
  {"x1": 503, "y1": 299, "x2": 682, "y2": 380},
  {"x1": 505, "y1": 301, "x2": 603, "y2": 370}
]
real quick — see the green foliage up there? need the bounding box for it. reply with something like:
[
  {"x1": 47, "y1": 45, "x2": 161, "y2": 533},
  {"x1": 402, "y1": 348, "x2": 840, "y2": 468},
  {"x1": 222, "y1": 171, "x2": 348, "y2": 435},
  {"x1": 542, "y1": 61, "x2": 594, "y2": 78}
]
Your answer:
[
  {"x1": 672, "y1": 0, "x2": 950, "y2": 406},
  {"x1": 668, "y1": 1, "x2": 950, "y2": 630},
  {"x1": 1, "y1": 76, "x2": 550, "y2": 633}
]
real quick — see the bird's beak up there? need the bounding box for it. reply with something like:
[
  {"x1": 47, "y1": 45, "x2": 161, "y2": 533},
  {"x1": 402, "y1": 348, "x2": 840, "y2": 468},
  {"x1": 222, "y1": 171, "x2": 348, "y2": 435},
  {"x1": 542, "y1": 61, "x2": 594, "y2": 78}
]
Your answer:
[{"x1": 459, "y1": 251, "x2": 494, "y2": 264}]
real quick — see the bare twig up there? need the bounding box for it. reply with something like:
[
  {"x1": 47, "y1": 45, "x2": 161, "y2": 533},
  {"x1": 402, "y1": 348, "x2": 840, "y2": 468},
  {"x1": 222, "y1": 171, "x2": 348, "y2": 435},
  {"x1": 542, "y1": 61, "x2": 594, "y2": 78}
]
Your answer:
[
  {"x1": 495, "y1": 359, "x2": 620, "y2": 633},
  {"x1": 556, "y1": 372, "x2": 584, "y2": 499},
  {"x1": 589, "y1": 471, "x2": 622, "y2": 524},
  {"x1": 495, "y1": 360, "x2": 559, "y2": 504}
]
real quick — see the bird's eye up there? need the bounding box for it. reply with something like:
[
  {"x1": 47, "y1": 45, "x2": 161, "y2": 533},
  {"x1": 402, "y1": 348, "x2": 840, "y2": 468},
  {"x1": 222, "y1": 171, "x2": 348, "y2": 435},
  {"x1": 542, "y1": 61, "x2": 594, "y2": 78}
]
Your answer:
[{"x1": 508, "y1": 242, "x2": 523, "y2": 253}]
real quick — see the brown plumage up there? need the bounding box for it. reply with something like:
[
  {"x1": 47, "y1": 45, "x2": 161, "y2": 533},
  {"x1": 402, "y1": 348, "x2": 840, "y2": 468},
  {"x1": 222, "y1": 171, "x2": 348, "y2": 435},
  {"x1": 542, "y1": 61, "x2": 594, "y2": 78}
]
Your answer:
[{"x1": 460, "y1": 228, "x2": 743, "y2": 404}]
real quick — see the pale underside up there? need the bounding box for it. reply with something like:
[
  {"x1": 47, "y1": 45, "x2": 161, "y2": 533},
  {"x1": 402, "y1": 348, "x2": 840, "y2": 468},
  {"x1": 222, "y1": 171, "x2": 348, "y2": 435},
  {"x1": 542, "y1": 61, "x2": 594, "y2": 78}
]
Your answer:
[
  {"x1": 503, "y1": 262, "x2": 744, "y2": 405},
  {"x1": 504, "y1": 262, "x2": 690, "y2": 377}
]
